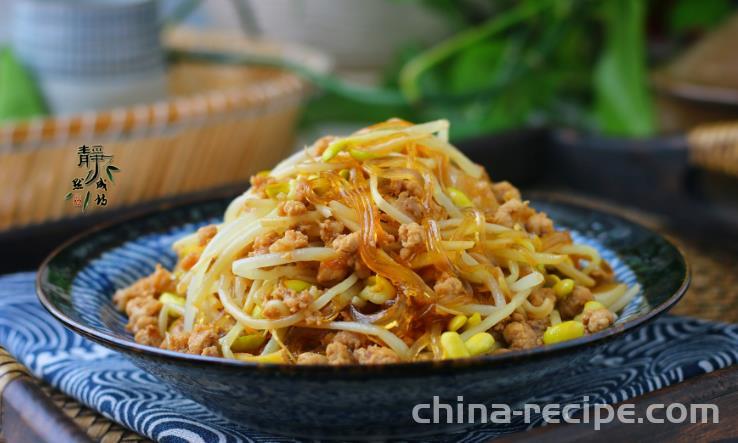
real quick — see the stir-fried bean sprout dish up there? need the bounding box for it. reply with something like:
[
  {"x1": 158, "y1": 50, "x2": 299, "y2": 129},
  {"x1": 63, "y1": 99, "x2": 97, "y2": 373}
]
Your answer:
[{"x1": 114, "y1": 119, "x2": 639, "y2": 364}]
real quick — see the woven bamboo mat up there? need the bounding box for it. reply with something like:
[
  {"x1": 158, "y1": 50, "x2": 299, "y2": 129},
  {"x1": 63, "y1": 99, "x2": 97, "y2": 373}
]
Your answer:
[
  {"x1": 669, "y1": 236, "x2": 738, "y2": 321},
  {"x1": 1, "y1": 201, "x2": 736, "y2": 442}
]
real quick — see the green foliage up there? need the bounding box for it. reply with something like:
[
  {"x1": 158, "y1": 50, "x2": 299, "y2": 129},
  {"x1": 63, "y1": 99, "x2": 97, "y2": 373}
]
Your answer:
[
  {"x1": 0, "y1": 48, "x2": 47, "y2": 122},
  {"x1": 669, "y1": 0, "x2": 732, "y2": 33},
  {"x1": 594, "y1": 0, "x2": 654, "y2": 136},
  {"x1": 301, "y1": 0, "x2": 727, "y2": 139}
]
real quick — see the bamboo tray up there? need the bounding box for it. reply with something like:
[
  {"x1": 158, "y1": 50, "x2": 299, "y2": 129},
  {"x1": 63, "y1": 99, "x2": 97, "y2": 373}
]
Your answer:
[{"x1": 0, "y1": 28, "x2": 330, "y2": 231}]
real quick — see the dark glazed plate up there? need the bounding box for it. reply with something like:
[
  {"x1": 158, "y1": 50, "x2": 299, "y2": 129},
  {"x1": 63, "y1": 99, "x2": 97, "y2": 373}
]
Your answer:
[{"x1": 36, "y1": 196, "x2": 689, "y2": 439}]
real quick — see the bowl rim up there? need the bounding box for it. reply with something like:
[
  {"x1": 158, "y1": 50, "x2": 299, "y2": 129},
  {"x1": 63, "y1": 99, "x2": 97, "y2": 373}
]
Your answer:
[{"x1": 36, "y1": 194, "x2": 691, "y2": 377}]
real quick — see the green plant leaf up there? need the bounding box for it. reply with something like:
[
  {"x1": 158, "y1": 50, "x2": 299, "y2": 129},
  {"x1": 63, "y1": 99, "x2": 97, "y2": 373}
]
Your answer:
[
  {"x1": 301, "y1": 93, "x2": 411, "y2": 128},
  {"x1": 64, "y1": 192, "x2": 72, "y2": 200},
  {"x1": 293, "y1": 0, "x2": 654, "y2": 139},
  {"x1": 83, "y1": 191, "x2": 90, "y2": 212},
  {"x1": 398, "y1": 0, "x2": 554, "y2": 101},
  {"x1": 669, "y1": 0, "x2": 731, "y2": 33},
  {"x1": 0, "y1": 48, "x2": 47, "y2": 122},
  {"x1": 448, "y1": 41, "x2": 506, "y2": 95},
  {"x1": 593, "y1": 0, "x2": 654, "y2": 137}
]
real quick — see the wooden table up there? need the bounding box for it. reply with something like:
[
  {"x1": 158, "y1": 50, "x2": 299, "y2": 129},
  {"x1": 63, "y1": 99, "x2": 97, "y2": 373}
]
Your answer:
[
  {"x1": 0, "y1": 189, "x2": 736, "y2": 442},
  {"x1": 501, "y1": 366, "x2": 738, "y2": 441}
]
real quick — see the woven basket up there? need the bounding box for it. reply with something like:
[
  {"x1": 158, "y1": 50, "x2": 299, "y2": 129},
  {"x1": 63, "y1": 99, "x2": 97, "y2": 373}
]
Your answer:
[{"x1": 0, "y1": 28, "x2": 329, "y2": 231}]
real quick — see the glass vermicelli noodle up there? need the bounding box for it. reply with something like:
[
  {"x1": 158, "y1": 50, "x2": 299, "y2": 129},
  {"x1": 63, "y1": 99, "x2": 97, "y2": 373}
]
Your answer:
[{"x1": 113, "y1": 119, "x2": 639, "y2": 365}]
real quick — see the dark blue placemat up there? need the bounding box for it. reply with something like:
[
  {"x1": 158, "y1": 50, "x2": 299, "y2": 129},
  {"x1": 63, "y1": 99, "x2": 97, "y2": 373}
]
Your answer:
[{"x1": 1, "y1": 271, "x2": 737, "y2": 442}]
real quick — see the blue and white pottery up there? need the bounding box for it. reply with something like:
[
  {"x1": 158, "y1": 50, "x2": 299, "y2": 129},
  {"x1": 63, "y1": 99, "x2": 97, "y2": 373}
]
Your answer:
[
  {"x1": 11, "y1": 0, "x2": 166, "y2": 114},
  {"x1": 36, "y1": 196, "x2": 689, "y2": 439}
]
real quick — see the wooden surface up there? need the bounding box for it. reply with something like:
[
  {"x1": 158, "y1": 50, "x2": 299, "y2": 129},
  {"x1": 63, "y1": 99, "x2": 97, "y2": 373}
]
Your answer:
[
  {"x1": 2, "y1": 378, "x2": 93, "y2": 443},
  {"x1": 0, "y1": 374, "x2": 149, "y2": 443},
  {"x1": 500, "y1": 366, "x2": 738, "y2": 442}
]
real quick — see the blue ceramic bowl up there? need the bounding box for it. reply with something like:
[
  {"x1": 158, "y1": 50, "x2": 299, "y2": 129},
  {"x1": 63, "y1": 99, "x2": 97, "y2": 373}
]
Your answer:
[
  {"x1": 36, "y1": 196, "x2": 689, "y2": 439},
  {"x1": 12, "y1": 0, "x2": 162, "y2": 73}
]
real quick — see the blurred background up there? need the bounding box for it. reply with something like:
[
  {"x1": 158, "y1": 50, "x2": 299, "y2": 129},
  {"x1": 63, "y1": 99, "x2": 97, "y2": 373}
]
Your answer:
[{"x1": 1, "y1": 0, "x2": 738, "y2": 276}]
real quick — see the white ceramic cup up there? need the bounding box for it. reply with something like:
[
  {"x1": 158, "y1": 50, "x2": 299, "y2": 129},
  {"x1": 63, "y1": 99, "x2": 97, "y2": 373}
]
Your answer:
[{"x1": 11, "y1": 0, "x2": 167, "y2": 114}]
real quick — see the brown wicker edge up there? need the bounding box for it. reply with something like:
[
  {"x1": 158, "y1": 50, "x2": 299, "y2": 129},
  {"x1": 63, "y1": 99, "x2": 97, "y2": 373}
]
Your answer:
[
  {"x1": 687, "y1": 121, "x2": 738, "y2": 178},
  {"x1": 0, "y1": 28, "x2": 331, "y2": 151}
]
